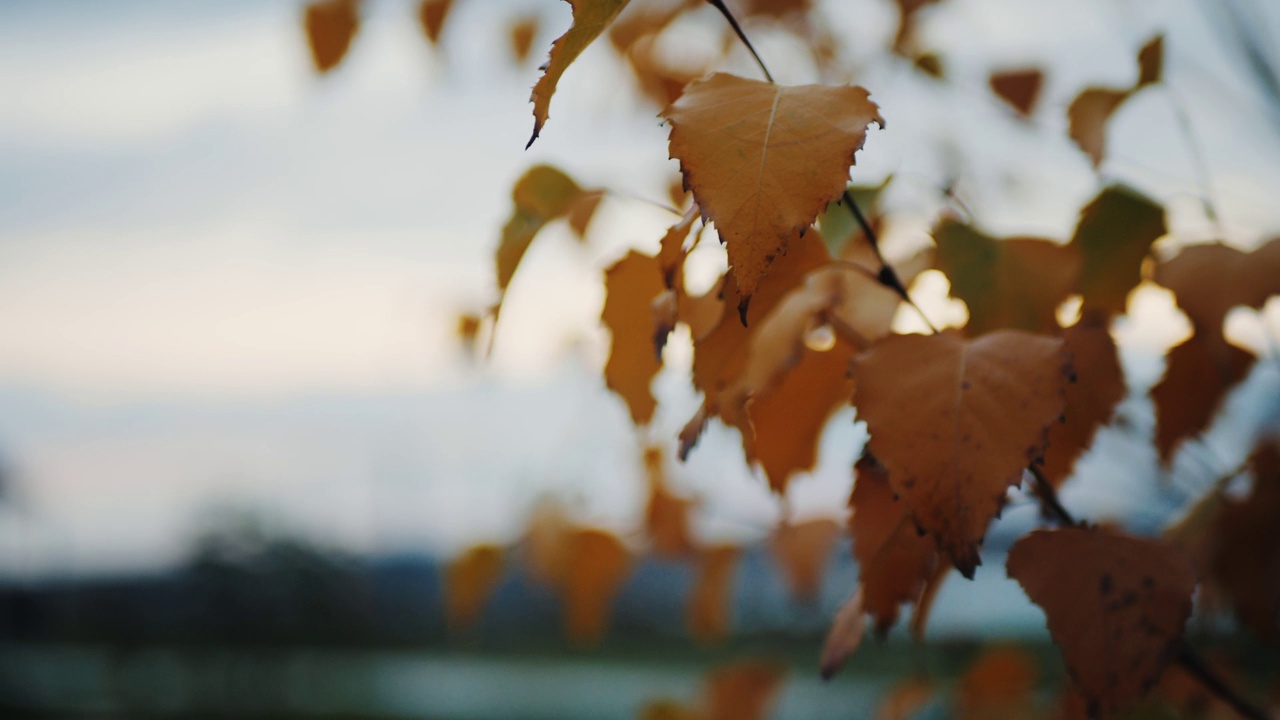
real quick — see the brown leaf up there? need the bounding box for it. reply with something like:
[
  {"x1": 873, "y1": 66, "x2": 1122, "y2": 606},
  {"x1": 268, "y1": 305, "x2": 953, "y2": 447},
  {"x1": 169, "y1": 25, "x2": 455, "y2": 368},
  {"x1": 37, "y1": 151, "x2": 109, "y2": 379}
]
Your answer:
[
  {"x1": 637, "y1": 700, "x2": 704, "y2": 720},
  {"x1": 444, "y1": 544, "x2": 505, "y2": 630},
  {"x1": 1067, "y1": 88, "x2": 1128, "y2": 167},
  {"x1": 742, "y1": 0, "x2": 812, "y2": 19},
  {"x1": 1071, "y1": 185, "x2": 1166, "y2": 316},
  {"x1": 566, "y1": 189, "x2": 605, "y2": 239},
  {"x1": 893, "y1": 0, "x2": 941, "y2": 55},
  {"x1": 304, "y1": 0, "x2": 359, "y2": 73},
  {"x1": 418, "y1": 0, "x2": 454, "y2": 45},
  {"x1": 509, "y1": 15, "x2": 539, "y2": 64},
  {"x1": 933, "y1": 220, "x2": 1081, "y2": 336},
  {"x1": 850, "y1": 453, "x2": 939, "y2": 634},
  {"x1": 989, "y1": 69, "x2": 1044, "y2": 117},
  {"x1": 853, "y1": 331, "x2": 1070, "y2": 577},
  {"x1": 1151, "y1": 332, "x2": 1254, "y2": 465},
  {"x1": 562, "y1": 527, "x2": 631, "y2": 645},
  {"x1": 1007, "y1": 526, "x2": 1196, "y2": 717},
  {"x1": 607, "y1": 0, "x2": 695, "y2": 54},
  {"x1": 1155, "y1": 239, "x2": 1280, "y2": 341},
  {"x1": 644, "y1": 446, "x2": 696, "y2": 557},
  {"x1": 603, "y1": 251, "x2": 667, "y2": 425},
  {"x1": 875, "y1": 679, "x2": 935, "y2": 720},
  {"x1": 909, "y1": 562, "x2": 950, "y2": 640},
  {"x1": 819, "y1": 587, "x2": 867, "y2": 680},
  {"x1": 954, "y1": 645, "x2": 1039, "y2": 720},
  {"x1": 663, "y1": 73, "x2": 883, "y2": 305},
  {"x1": 688, "y1": 545, "x2": 739, "y2": 642},
  {"x1": 1212, "y1": 440, "x2": 1280, "y2": 642},
  {"x1": 1040, "y1": 313, "x2": 1126, "y2": 487},
  {"x1": 1137, "y1": 35, "x2": 1164, "y2": 88},
  {"x1": 524, "y1": 499, "x2": 572, "y2": 586},
  {"x1": 625, "y1": 35, "x2": 706, "y2": 107},
  {"x1": 771, "y1": 517, "x2": 841, "y2": 601},
  {"x1": 528, "y1": 0, "x2": 632, "y2": 147},
  {"x1": 705, "y1": 661, "x2": 786, "y2": 720}
]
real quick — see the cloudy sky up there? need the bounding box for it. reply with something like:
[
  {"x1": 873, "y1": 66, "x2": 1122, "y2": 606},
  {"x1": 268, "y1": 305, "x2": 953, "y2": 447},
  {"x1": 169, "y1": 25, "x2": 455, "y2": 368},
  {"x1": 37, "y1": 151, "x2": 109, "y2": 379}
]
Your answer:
[{"x1": 0, "y1": 0, "x2": 1277, "y2": 603}]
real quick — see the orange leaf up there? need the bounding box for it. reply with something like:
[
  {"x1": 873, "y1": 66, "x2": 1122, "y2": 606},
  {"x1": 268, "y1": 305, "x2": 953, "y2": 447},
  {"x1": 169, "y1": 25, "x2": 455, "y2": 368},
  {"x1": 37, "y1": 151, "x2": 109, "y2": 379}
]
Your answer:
[
  {"x1": 771, "y1": 517, "x2": 841, "y2": 601},
  {"x1": 528, "y1": 0, "x2": 632, "y2": 148},
  {"x1": 819, "y1": 587, "x2": 867, "y2": 679},
  {"x1": 1071, "y1": 185, "x2": 1166, "y2": 316},
  {"x1": 853, "y1": 331, "x2": 1070, "y2": 577},
  {"x1": 662, "y1": 73, "x2": 883, "y2": 306},
  {"x1": 1155, "y1": 239, "x2": 1280, "y2": 341},
  {"x1": 562, "y1": 527, "x2": 631, "y2": 645},
  {"x1": 850, "y1": 453, "x2": 939, "y2": 634},
  {"x1": 705, "y1": 661, "x2": 786, "y2": 720},
  {"x1": 602, "y1": 251, "x2": 666, "y2": 425},
  {"x1": 742, "y1": 0, "x2": 812, "y2": 19},
  {"x1": 933, "y1": 220, "x2": 1081, "y2": 336},
  {"x1": 1067, "y1": 88, "x2": 1128, "y2": 167},
  {"x1": 508, "y1": 15, "x2": 539, "y2": 64},
  {"x1": 875, "y1": 679, "x2": 935, "y2": 720},
  {"x1": 444, "y1": 544, "x2": 505, "y2": 631},
  {"x1": 1211, "y1": 440, "x2": 1280, "y2": 642},
  {"x1": 644, "y1": 446, "x2": 696, "y2": 557},
  {"x1": 1007, "y1": 526, "x2": 1196, "y2": 717},
  {"x1": 989, "y1": 69, "x2": 1044, "y2": 117},
  {"x1": 524, "y1": 499, "x2": 572, "y2": 586},
  {"x1": 1137, "y1": 35, "x2": 1164, "y2": 87},
  {"x1": 304, "y1": 0, "x2": 359, "y2": 73},
  {"x1": 1151, "y1": 332, "x2": 1254, "y2": 465},
  {"x1": 893, "y1": 0, "x2": 941, "y2": 55},
  {"x1": 418, "y1": 0, "x2": 454, "y2": 45},
  {"x1": 1040, "y1": 313, "x2": 1126, "y2": 487},
  {"x1": 688, "y1": 545, "x2": 740, "y2": 641},
  {"x1": 495, "y1": 165, "x2": 587, "y2": 309},
  {"x1": 954, "y1": 645, "x2": 1039, "y2": 720}
]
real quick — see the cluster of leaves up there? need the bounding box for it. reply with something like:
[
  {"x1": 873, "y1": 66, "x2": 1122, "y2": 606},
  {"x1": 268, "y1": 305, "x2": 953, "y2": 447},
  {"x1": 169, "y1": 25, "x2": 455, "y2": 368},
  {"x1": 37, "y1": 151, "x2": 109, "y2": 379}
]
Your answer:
[{"x1": 303, "y1": 1, "x2": 1280, "y2": 718}]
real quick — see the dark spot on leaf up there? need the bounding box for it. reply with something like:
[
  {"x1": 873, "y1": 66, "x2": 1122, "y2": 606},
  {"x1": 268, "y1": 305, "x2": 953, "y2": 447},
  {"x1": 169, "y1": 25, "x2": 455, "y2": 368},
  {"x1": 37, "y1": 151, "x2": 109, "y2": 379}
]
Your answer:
[{"x1": 1099, "y1": 572, "x2": 1113, "y2": 596}]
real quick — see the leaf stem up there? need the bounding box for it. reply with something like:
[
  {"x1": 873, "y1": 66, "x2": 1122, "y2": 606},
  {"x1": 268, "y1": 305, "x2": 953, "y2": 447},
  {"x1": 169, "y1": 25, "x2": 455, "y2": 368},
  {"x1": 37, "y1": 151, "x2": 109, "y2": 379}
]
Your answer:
[
  {"x1": 1028, "y1": 465, "x2": 1079, "y2": 526},
  {"x1": 841, "y1": 190, "x2": 938, "y2": 333},
  {"x1": 703, "y1": 0, "x2": 775, "y2": 84}
]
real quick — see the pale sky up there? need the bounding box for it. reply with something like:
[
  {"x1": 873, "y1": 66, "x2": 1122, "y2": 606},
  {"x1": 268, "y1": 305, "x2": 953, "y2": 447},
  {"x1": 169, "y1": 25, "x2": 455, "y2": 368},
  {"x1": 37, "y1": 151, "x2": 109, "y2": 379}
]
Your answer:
[{"x1": 0, "y1": 0, "x2": 1277, "y2": 601}]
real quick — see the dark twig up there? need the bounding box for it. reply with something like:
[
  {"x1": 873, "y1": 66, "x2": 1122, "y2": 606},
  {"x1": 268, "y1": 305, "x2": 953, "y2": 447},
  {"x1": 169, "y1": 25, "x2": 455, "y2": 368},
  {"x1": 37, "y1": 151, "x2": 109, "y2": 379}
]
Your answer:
[
  {"x1": 1028, "y1": 465, "x2": 1080, "y2": 526},
  {"x1": 841, "y1": 190, "x2": 938, "y2": 332},
  {"x1": 1176, "y1": 645, "x2": 1271, "y2": 720},
  {"x1": 704, "y1": 0, "x2": 775, "y2": 84}
]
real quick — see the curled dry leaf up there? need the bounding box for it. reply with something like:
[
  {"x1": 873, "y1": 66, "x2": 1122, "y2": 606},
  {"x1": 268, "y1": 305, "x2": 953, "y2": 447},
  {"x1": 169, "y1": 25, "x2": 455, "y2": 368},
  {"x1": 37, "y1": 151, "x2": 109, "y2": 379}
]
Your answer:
[
  {"x1": 853, "y1": 331, "x2": 1070, "y2": 577},
  {"x1": 444, "y1": 544, "x2": 505, "y2": 630},
  {"x1": 819, "y1": 587, "x2": 867, "y2": 680},
  {"x1": 933, "y1": 220, "x2": 1081, "y2": 336},
  {"x1": 304, "y1": 0, "x2": 359, "y2": 73},
  {"x1": 662, "y1": 73, "x2": 883, "y2": 310},
  {"x1": 418, "y1": 0, "x2": 454, "y2": 45},
  {"x1": 1211, "y1": 440, "x2": 1280, "y2": 642},
  {"x1": 1151, "y1": 332, "x2": 1254, "y2": 466},
  {"x1": 509, "y1": 15, "x2": 539, "y2": 64},
  {"x1": 562, "y1": 527, "x2": 631, "y2": 645},
  {"x1": 688, "y1": 545, "x2": 739, "y2": 642},
  {"x1": 850, "y1": 453, "x2": 939, "y2": 634},
  {"x1": 602, "y1": 251, "x2": 666, "y2": 425},
  {"x1": 989, "y1": 68, "x2": 1044, "y2": 117},
  {"x1": 771, "y1": 517, "x2": 841, "y2": 601},
  {"x1": 1071, "y1": 185, "x2": 1166, "y2": 316},
  {"x1": 1040, "y1": 313, "x2": 1126, "y2": 487},
  {"x1": 528, "y1": 0, "x2": 632, "y2": 148},
  {"x1": 1007, "y1": 526, "x2": 1196, "y2": 718}
]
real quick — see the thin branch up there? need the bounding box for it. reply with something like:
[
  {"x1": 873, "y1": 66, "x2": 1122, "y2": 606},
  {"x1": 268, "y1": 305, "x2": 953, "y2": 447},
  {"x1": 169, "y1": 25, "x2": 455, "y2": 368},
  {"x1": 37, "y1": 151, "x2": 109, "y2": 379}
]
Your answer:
[
  {"x1": 704, "y1": 0, "x2": 775, "y2": 84},
  {"x1": 1164, "y1": 87, "x2": 1224, "y2": 238},
  {"x1": 842, "y1": 191, "x2": 939, "y2": 333},
  {"x1": 1176, "y1": 645, "x2": 1271, "y2": 720}
]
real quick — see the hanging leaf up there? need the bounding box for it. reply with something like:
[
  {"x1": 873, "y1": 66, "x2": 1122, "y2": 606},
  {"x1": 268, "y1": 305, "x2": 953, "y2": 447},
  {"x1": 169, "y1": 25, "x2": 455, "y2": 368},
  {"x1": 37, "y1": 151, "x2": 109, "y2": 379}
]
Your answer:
[
  {"x1": 688, "y1": 545, "x2": 739, "y2": 641},
  {"x1": 771, "y1": 517, "x2": 841, "y2": 601},
  {"x1": 933, "y1": 220, "x2": 1080, "y2": 336},
  {"x1": 1155, "y1": 239, "x2": 1280, "y2": 340},
  {"x1": 561, "y1": 527, "x2": 631, "y2": 645},
  {"x1": 444, "y1": 544, "x2": 505, "y2": 630},
  {"x1": 528, "y1": 0, "x2": 633, "y2": 147},
  {"x1": 953, "y1": 645, "x2": 1039, "y2": 720},
  {"x1": 704, "y1": 661, "x2": 786, "y2": 720},
  {"x1": 644, "y1": 446, "x2": 696, "y2": 557},
  {"x1": 850, "y1": 453, "x2": 939, "y2": 634},
  {"x1": 663, "y1": 73, "x2": 883, "y2": 308},
  {"x1": 1067, "y1": 88, "x2": 1128, "y2": 167},
  {"x1": 853, "y1": 331, "x2": 1070, "y2": 577},
  {"x1": 509, "y1": 15, "x2": 539, "y2": 64},
  {"x1": 1137, "y1": 35, "x2": 1164, "y2": 87},
  {"x1": 1211, "y1": 440, "x2": 1280, "y2": 642},
  {"x1": 1151, "y1": 332, "x2": 1254, "y2": 465},
  {"x1": 304, "y1": 0, "x2": 360, "y2": 73},
  {"x1": 1070, "y1": 185, "x2": 1166, "y2": 316},
  {"x1": 819, "y1": 587, "x2": 867, "y2": 679},
  {"x1": 1040, "y1": 313, "x2": 1126, "y2": 487},
  {"x1": 989, "y1": 69, "x2": 1044, "y2": 117},
  {"x1": 1007, "y1": 526, "x2": 1196, "y2": 718},
  {"x1": 418, "y1": 0, "x2": 454, "y2": 45},
  {"x1": 602, "y1": 252, "x2": 666, "y2": 425}
]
